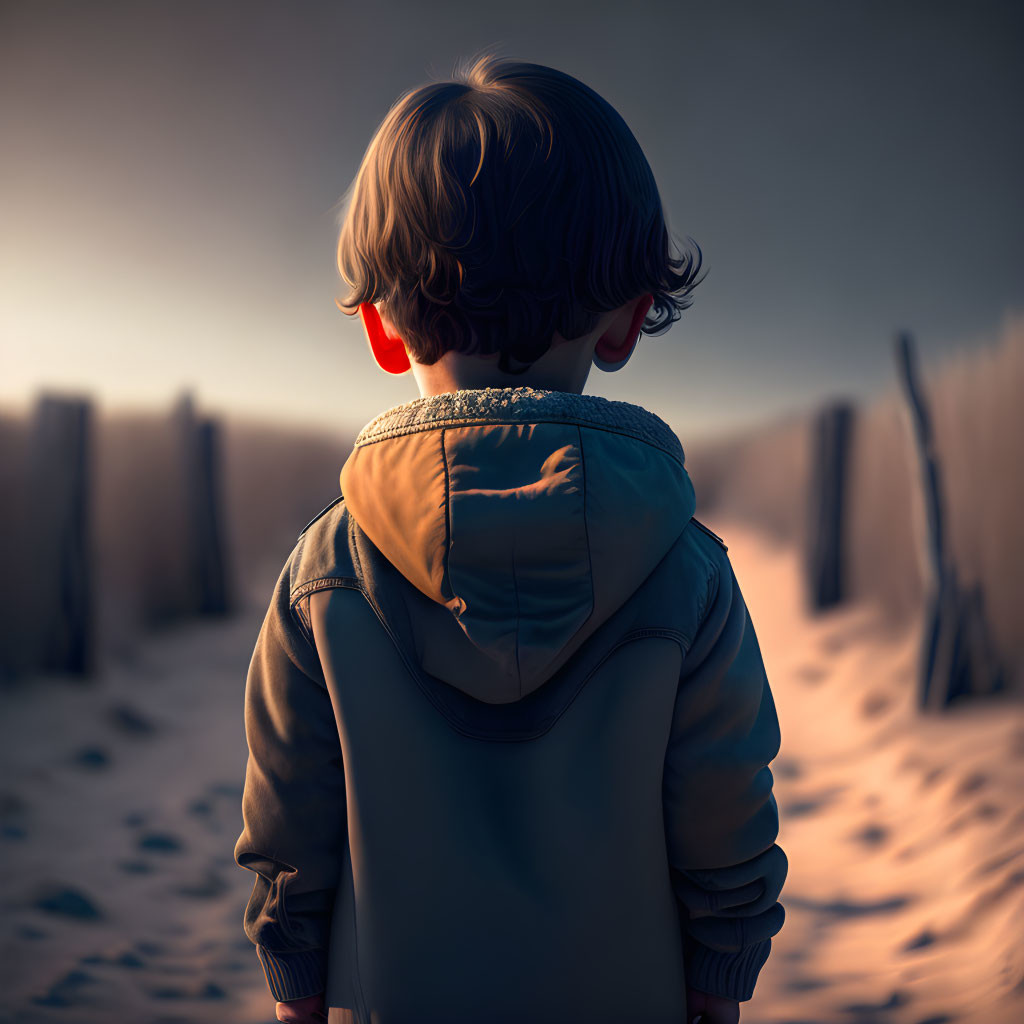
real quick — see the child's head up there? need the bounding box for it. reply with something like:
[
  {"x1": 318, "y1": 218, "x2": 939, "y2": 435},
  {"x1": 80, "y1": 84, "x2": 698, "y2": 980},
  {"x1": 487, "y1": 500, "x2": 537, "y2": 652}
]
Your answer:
[{"x1": 335, "y1": 51, "x2": 703, "y2": 386}]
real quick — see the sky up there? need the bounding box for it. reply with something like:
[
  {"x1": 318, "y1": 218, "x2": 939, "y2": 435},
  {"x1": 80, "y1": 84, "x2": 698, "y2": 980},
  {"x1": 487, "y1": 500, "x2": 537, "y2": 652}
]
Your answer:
[{"x1": 1, "y1": 0, "x2": 1022, "y2": 440}]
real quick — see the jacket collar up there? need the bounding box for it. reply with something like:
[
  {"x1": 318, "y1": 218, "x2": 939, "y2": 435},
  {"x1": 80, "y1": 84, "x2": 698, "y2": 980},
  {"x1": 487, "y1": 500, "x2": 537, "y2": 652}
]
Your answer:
[{"x1": 352, "y1": 386, "x2": 684, "y2": 466}]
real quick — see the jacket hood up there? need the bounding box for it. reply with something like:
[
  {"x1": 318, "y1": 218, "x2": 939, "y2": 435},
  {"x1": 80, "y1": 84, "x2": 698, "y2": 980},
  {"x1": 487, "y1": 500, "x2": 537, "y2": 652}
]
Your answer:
[{"x1": 339, "y1": 386, "x2": 695, "y2": 704}]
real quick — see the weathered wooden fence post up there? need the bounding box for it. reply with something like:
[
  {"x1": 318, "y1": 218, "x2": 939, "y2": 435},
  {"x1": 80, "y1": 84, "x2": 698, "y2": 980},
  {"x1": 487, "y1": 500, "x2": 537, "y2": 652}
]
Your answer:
[
  {"x1": 894, "y1": 331, "x2": 1004, "y2": 710},
  {"x1": 806, "y1": 400, "x2": 857, "y2": 610},
  {"x1": 28, "y1": 393, "x2": 94, "y2": 677},
  {"x1": 193, "y1": 414, "x2": 231, "y2": 615},
  {"x1": 173, "y1": 392, "x2": 231, "y2": 618},
  {"x1": 0, "y1": 412, "x2": 32, "y2": 683}
]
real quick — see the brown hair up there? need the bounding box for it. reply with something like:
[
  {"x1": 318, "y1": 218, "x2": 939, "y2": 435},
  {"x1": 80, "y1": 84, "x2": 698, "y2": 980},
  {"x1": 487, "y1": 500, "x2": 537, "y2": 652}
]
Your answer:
[{"x1": 335, "y1": 50, "x2": 704, "y2": 373}]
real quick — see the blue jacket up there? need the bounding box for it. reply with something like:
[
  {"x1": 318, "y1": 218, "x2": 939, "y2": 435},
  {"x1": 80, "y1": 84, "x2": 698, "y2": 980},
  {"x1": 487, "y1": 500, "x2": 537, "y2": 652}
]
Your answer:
[{"x1": 234, "y1": 386, "x2": 787, "y2": 1022}]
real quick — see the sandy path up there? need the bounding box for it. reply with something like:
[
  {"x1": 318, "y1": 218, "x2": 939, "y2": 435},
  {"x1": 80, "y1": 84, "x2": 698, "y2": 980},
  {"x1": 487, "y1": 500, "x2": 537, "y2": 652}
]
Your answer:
[
  {"x1": 1, "y1": 525, "x2": 1021, "y2": 1023},
  {"x1": 0, "y1": 576, "x2": 274, "y2": 1024},
  {"x1": 716, "y1": 521, "x2": 1024, "y2": 1024}
]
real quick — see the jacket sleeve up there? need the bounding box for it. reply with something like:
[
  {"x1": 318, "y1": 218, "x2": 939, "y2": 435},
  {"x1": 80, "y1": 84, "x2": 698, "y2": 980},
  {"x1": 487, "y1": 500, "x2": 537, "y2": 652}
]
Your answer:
[
  {"x1": 663, "y1": 539, "x2": 787, "y2": 1002},
  {"x1": 233, "y1": 549, "x2": 348, "y2": 1002}
]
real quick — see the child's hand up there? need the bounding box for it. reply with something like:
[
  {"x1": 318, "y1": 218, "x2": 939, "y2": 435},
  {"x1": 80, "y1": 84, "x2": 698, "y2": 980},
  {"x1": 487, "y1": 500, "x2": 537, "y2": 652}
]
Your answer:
[
  {"x1": 275, "y1": 992, "x2": 328, "y2": 1023},
  {"x1": 686, "y1": 985, "x2": 740, "y2": 1024}
]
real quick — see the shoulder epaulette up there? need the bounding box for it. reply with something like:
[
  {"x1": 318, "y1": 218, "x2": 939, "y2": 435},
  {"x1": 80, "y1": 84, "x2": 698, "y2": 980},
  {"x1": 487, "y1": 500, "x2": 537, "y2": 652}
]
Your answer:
[
  {"x1": 297, "y1": 494, "x2": 344, "y2": 540},
  {"x1": 689, "y1": 516, "x2": 728, "y2": 551}
]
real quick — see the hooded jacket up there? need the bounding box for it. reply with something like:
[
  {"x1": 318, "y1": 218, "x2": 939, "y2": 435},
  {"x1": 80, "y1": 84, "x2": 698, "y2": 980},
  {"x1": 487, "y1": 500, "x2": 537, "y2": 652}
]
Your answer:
[{"x1": 234, "y1": 386, "x2": 787, "y2": 1023}]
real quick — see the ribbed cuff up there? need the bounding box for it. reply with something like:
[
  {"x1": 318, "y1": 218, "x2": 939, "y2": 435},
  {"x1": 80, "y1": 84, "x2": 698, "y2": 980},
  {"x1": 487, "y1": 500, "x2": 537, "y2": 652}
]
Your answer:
[
  {"x1": 256, "y1": 945, "x2": 327, "y2": 1001},
  {"x1": 686, "y1": 937, "x2": 772, "y2": 1002}
]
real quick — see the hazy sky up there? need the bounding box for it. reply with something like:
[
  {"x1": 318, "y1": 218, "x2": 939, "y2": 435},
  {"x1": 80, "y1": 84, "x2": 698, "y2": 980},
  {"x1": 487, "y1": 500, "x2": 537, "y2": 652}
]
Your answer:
[{"x1": 2, "y1": 0, "x2": 1022, "y2": 439}]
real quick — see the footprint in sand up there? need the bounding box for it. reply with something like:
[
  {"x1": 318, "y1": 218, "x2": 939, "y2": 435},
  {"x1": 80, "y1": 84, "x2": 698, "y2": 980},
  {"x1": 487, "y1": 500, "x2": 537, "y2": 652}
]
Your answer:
[
  {"x1": 187, "y1": 797, "x2": 214, "y2": 817},
  {"x1": 782, "y1": 784, "x2": 847, "y2": 817},
  {"x1": 820, "y1": 632, "x2": 849, "y2": 655},
  {"x1": 118, "y1": 859, "x2": 156, "y2": 875},
  {"x1": 137, "y1": 832, "x2": 185, "y2": 854},
  {"x1": 72, "y1": 745, "x2": 111, "y2": 770},
  {"x1": 0, "y1": 791, "x2": 29, "y2": 819},
  {"x1": 80, "y1": 949, "x2": 145, "y2": 969},
  {"x1": 186, "y1": 796, "x2": 226, "y2": 835},
  {"x1": 0, "y1": 791, "x2": 30, "y2": 841},
  {"x1": 861, "y1": 692, "x2": 893, "y2": 718},
  {"x1": 146, "y1": 981, "x2": 227, "y2": 1001},
  {"x1": 108, "y1": 702, "x2": 158, "y2": 736},
  {"x1": 783, "y1": 974, "x2": 831, "y2": 992},
  {"x1": 794, "y1": 663, "x2": 827, "y2": 686},
  {"x1": 972, "y1": 848, "x2": 1024, "y2": 879},
  {"x1": 31, "y1": 968, "x2": 98, "y2": 1008},
  {"x1": 110, "y1": 950, "x2": 145, "y2": 969},
  {"x1": 903, "y1": 926, "x2": 939, "y2": 951},
  {"x1": 31, "y1": 883, "x2": 104, "y2": 921},
  {"x1": 841, "y1": 988, "x2": 910, "y2": 1013},
  {"x1": 954, "y1": 770, "x2": 989, "y2": 797},
  {"x1": 773, "y1": 757, "x2": 804, "y2": 780},
  {"x1": 849, "y1": 822, "x2": 890, "y2": 847},
  {"x1": 975, "y1": 801, "x2": 1002, "y2": 820},
  {"x1": 785, "y1": 893, "x2": 912, "y2": 917}
]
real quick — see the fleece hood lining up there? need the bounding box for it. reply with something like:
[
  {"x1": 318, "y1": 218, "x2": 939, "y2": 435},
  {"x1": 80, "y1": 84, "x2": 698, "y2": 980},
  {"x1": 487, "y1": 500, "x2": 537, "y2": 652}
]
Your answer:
[{"x1": 352, "y1": 386, "x2": 684, "y2": 466}]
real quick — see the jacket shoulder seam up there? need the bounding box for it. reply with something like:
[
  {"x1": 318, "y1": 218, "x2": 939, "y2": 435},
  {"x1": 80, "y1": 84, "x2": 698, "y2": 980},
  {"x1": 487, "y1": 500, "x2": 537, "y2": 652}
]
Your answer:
[
  {"x1": 689, "y1": 516, "x2": 728, "y2": 551},
  {"x1": 288, "y1": 577, "x2": 363, "y2": 653},
  {"x1": 290, "y1": 575, "x2": 363, "y2": 604},
  {"x1": 676, "y1": 517, "x2": 727, "y2": 626},
  {"x1": 296, "y1": 494, "x2": 344, "y2": 540}
]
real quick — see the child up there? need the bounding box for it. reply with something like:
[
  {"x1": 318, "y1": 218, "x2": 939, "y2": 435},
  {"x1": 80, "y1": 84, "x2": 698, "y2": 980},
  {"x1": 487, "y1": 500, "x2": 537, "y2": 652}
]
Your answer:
[{"x1": 235, "y1": 52, "x2": 786, "y2": 1024}]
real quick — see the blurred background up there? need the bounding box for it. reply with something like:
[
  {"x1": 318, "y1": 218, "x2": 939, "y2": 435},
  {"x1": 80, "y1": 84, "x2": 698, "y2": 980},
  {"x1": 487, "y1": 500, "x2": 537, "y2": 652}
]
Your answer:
[{"x1": 1, "y1": 2, "x2": 1021, "y2": 1022}]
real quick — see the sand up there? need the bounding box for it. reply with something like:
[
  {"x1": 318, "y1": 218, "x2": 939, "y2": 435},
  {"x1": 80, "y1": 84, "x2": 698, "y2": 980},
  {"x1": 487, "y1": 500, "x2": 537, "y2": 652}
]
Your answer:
[
  {"x1": 718, "y1": 521, "x2": 1024, "y2": 1024},
  {"x1": 0, "y1": 585, "x2": 271, "y2": 1024},
  {"x1": 1, "y1": 523, "x2": 1021, "y2": 1023}
]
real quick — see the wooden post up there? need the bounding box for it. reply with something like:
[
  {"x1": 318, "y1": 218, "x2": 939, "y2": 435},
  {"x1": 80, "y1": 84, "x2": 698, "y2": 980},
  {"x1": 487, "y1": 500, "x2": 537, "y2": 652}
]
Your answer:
[
  {"x1": 894, "y1": 331, "x2": 1004, "y2": 709},
  {"x1": 173, "y1": 392, "x2": 231, "y2": 618},
  {"x1": 0, "y1": 413, "x2": 33, "y2": 682},
  {"x1": 193, "y1": 416, "x2": 231, "y2": 615},
  {"x1": 28, "y1": 393, "x2": 94, "y2": 676},
  {"x1": 806, "y1": 400, "x2": 856, "y2": 610}
]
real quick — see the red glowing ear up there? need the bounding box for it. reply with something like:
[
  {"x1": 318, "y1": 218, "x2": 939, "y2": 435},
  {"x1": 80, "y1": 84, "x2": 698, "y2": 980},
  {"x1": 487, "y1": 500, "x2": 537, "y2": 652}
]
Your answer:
[
  {"x1": 359, "y1": 302, "x2": 412, "y2": 375},
  {"x1": 593, "y1": 294, "x2": 654, "y2": 370}
]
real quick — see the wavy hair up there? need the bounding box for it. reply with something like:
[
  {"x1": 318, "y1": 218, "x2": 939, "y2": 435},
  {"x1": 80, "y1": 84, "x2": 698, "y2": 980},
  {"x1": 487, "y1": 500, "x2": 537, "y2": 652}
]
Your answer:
[{"x1": 335, "y1": 50, "x2": 704, "y2": 373}]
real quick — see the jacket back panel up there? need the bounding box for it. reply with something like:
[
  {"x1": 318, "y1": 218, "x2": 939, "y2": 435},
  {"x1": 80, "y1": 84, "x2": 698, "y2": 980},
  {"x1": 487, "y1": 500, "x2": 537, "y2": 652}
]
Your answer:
[{"x1": 299, "y1": 504, "x2": 720, "y2": 1022}]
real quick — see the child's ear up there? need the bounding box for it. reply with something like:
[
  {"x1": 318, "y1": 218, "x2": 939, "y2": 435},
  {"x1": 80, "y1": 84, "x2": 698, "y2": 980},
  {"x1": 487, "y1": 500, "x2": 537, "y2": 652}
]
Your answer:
[
  {"x1": 359, "y1": 302, "x2": 412, "y2": 375},
  {"x1": 592, "y1": 294, "x2": 654, "y2": 371}
]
